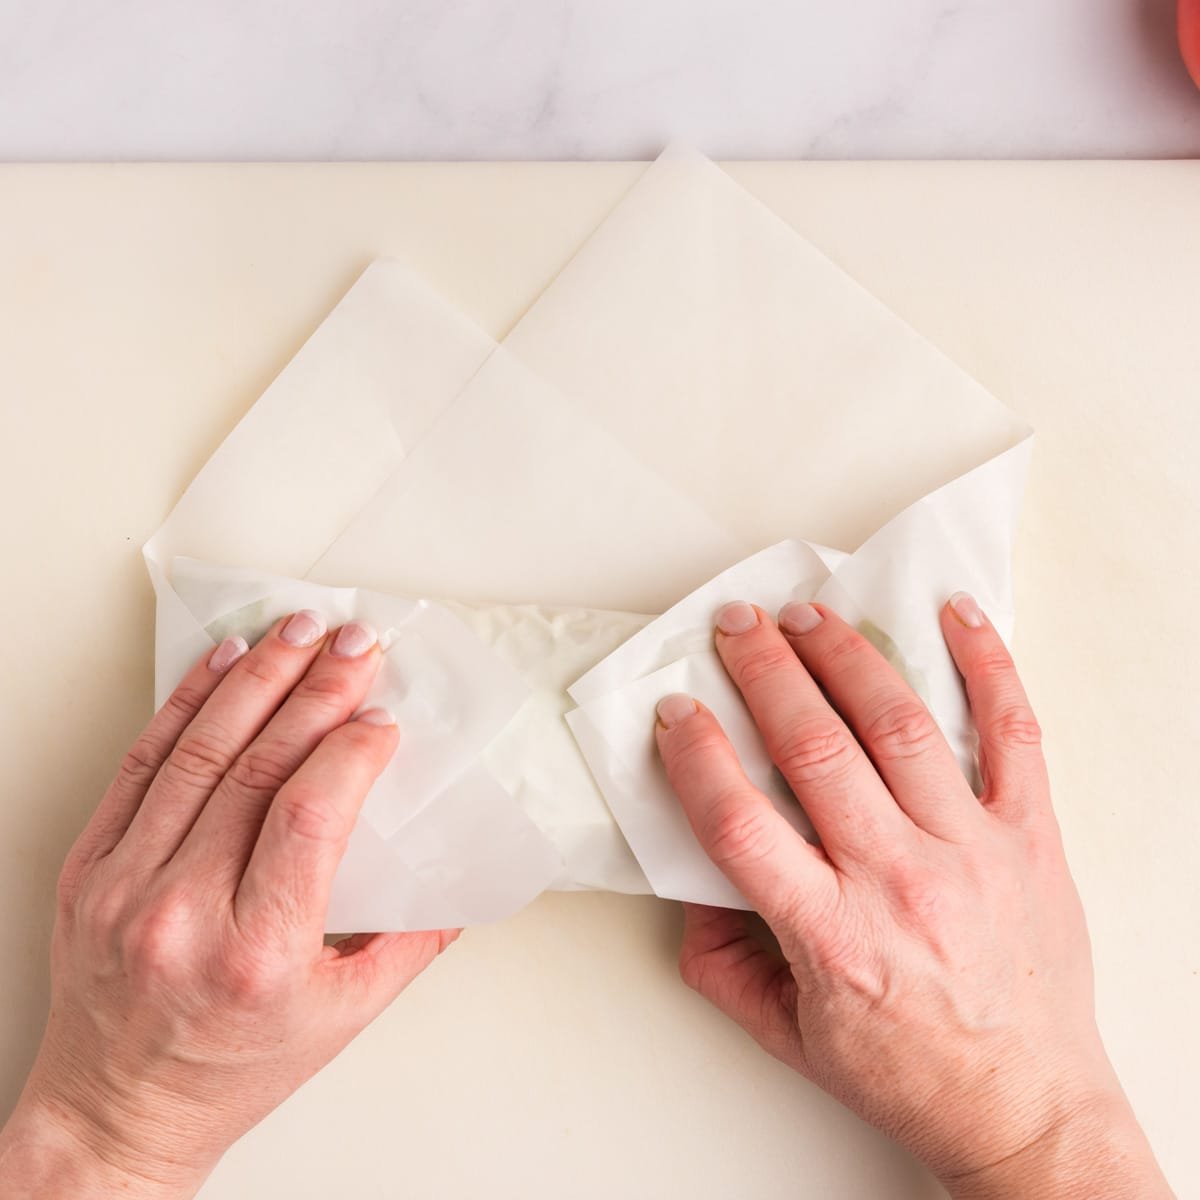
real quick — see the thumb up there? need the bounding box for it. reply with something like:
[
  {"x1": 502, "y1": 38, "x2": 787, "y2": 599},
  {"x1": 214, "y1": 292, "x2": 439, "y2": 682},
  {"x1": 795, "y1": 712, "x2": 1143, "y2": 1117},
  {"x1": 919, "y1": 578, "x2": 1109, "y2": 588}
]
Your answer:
[
  {"x1": 325, "y1": 928, "x2": 461, "y2": 1019},
  {"x1": 678, "y1": 903, "x2": 807, "y2": 1069}
]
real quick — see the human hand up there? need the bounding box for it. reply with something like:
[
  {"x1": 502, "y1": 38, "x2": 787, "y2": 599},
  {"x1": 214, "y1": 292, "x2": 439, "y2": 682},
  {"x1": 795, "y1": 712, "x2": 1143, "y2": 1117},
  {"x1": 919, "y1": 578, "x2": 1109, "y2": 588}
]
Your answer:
[
  {"x1": 0, "y1": 614, "x2": 456, "y2": 1199},
  {"x1": 655, "y1": 596, "x2": 1172, "y2": 1199}
]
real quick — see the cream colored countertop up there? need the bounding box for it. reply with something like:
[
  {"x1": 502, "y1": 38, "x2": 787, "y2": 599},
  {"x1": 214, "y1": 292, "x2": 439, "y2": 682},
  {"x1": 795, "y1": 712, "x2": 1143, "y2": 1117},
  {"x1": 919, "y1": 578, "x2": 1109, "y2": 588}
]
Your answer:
[{"x1": 0, "y1": 163, "x2": 1196, "y2": 1198}]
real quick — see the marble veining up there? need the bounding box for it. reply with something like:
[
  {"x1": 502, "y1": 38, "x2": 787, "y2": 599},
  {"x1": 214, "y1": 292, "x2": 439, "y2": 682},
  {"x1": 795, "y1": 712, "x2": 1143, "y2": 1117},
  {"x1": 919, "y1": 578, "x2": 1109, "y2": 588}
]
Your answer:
[{"x1": 1, "y1": 0, "x2": 1199, "y2": 160}]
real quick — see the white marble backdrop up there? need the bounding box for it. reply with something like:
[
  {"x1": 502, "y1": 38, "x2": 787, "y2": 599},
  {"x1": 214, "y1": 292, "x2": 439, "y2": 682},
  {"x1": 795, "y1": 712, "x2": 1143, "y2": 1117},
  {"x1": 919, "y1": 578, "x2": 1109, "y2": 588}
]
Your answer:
[{"x1": 2, "y1": 0, "x2": 1199, "y2": 160}]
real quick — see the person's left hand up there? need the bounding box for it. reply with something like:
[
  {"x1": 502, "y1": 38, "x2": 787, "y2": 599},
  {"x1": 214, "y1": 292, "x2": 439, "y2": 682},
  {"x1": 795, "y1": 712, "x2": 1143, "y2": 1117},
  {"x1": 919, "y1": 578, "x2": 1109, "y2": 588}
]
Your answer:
[{"x1": 0, "y1": 612, "x2": 457, "y2": 1199}]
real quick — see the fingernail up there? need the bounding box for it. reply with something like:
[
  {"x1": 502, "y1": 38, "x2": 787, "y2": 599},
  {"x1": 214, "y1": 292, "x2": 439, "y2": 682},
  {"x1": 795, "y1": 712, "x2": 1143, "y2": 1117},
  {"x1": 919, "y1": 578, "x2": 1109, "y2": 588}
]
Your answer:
[
  {"x1": 281, "y1": 609, "x2": 327, "y2": 647},
  {"x1": 778, "y1": 601, "x2": 823, "y2": 636},
  {"x1": 208, "y1": 635, "x2": 249, "y2": 674},
  {"x1": 950, "y1": 591, "x2": 986, "y2": 629},
  {"x1": 715, "y1": 601, "x2": 759, "y2": 636},
  {"x1": 656, "y1": 693, "x2": 697, "y2": 729},
  {"x1": 332, "y1": 620, "x2": 378, "y2": 658},
  {"x1": 353, "y1": 707, "x2": 396, "y2": 726}
]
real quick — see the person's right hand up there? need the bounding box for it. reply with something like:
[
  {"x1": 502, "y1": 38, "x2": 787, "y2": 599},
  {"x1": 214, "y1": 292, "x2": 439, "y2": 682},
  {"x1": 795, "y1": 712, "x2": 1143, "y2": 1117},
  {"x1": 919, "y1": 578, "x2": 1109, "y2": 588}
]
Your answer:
[{"x1": 655, "y1": 595, "x2": 1173, "y2": 1199}]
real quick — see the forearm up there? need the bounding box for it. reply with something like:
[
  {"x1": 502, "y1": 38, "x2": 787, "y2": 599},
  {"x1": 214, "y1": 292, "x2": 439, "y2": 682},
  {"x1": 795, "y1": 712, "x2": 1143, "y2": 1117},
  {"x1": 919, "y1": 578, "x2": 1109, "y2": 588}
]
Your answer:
[
  {"x1": 0, "y1": 1096, "x2": 206, "y2": 1200},
  {"x1": 943, "y1": 1090, "x2": 1174, "y2": 1200}
]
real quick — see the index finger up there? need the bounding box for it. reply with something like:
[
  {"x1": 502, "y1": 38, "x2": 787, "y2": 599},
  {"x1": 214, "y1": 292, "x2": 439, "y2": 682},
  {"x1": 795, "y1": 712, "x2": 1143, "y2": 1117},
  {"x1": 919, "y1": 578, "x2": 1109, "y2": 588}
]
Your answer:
[
  {"x1": 235, "y1": 708, "x2": 399, "y2": 940},
  {"x1": 655, "y1": 693, "x2": 837, "y2": 939}
]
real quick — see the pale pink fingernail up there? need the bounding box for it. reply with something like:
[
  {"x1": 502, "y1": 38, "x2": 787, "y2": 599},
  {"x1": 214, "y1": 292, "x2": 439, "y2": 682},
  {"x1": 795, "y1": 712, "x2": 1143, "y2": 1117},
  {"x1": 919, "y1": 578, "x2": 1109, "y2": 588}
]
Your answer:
[
  {"x1": 208, "y1": 635, "x2": 249, "y2": 674},
  {"x1": 281, "y1": 609, "x2": 327, "y2": 647},
  {"x1": 332, "y1": 621, "x2": 378, "y2": 658},
  {"x1": 353, "y1": 707, "x2": 396, "y2": 726},
  {"x1": 715, "y1": 601, "x2": 759, "y2": 636},
  {"x1": 950, "y1": 591, "x2": 986, "y2": 629},
  {"x1": 656, "y1": 693, "x2": 697, "y2": 729},
  {"x1": 778, "y1": 601, "x2": 823, "y2": 635}
]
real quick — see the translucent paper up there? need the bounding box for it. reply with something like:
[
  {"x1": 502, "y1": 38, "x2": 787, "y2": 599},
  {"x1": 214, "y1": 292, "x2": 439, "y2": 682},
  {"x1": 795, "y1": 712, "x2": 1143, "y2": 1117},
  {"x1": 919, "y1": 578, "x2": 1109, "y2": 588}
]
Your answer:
[{"x1": 146, "y1": 147, "x2": 1031, "y2": 930}]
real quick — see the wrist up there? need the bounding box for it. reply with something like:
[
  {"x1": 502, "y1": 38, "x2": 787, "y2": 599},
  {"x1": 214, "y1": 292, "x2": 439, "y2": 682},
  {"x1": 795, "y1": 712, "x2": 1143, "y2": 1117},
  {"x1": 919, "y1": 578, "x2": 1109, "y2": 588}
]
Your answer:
[
  {"x1": 941, "y1": 1085, "x2": 1174, "y2": 1200},
  {"x1": 0, "y1": 1094, "x2": 208, "y2": 1200}
]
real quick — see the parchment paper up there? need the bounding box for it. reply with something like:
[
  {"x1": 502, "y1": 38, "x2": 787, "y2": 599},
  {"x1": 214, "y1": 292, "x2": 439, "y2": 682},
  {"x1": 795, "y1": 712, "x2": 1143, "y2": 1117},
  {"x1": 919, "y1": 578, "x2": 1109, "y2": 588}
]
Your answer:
[{"x1": 146, "y1": 147, "x2": 1031, "y2": 930}]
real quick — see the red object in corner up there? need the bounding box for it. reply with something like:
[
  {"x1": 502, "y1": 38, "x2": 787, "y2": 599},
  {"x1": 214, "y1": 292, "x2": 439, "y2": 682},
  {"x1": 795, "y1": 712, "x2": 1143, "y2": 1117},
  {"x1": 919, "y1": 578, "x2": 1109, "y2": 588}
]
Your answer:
[{"x1": 1182, "y1": 0, "x2": 1200, "y2": 87}]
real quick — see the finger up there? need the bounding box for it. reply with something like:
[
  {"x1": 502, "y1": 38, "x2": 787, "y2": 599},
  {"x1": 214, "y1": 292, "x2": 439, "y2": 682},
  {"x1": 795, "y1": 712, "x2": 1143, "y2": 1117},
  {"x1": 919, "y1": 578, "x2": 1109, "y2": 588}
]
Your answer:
[
  {"x1": 66, "y1": 636, "x2": 249, "y2": 876},
  {"x1": 678, "y1": 903, "x2": 805, "y2": 1067},
  {"x1": 171, "y1": 621, "x2": 382, "y2": 890},
  {"x1": 940, "y1": 593, "x2": 1050, "y2": 823},
  {"x1": 235, "y1": 708, "x2": 400, "y2": 942},
  {"x1": 113, "y1": 610, "x2": 330, "y2": 867},
  {"x1": 655, "y1": 694, "x2": 837, "y2": 937},
  {"x1": 777, "y1": 602, "x2": 979, "y2": 841},
  {"x1": 1182, "y1": 0, "x2": 1200, "y2": 88},
  {"x1": 323, "y1": 928, "x2": 460, "y2": 1021},
  {"x1": 712, "y1": 602, "x2": 912, "y2": 866}
]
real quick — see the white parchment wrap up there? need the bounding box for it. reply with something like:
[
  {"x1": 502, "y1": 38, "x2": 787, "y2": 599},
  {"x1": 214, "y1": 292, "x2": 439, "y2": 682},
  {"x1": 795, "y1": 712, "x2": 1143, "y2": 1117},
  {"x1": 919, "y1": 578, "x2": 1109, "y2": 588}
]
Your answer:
[{"x1": 145, "y1": 146, "x2": 1031, "y2": 929}]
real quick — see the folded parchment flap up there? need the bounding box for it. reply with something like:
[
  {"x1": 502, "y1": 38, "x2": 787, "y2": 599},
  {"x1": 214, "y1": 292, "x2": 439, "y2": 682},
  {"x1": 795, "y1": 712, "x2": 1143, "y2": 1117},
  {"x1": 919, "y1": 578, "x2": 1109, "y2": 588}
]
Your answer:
[{"x1": 503, "y1": 146, "x2": 1029, "y2": 554}]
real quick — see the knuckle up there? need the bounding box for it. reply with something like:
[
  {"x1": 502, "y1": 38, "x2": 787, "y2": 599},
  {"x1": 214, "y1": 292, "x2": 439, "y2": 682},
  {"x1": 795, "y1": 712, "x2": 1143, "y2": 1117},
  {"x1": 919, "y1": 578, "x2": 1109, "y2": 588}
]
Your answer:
[
  {"x1": 773, "y1": 718, "x2": 857, "y2": 785},
  {"x1": 161, "y1": 728, "x2": 234, "y2": 791},
  {"x1": 221, "y1": 949, "x2": 286, "y2": 1004},
  {"x1": 821, "y1": 629, "x2": 868, "y2": 670},
  {"x1": 863, "y1": 698, "x2": 940, "y2": 762},
  {"x1": 120, "y1": 889, "x2": 196, "y2": 980},
  {"x1": 237, "y1": 652, "x2": 286, "y2": 690},
  {"x1": 885, "y1": 858, "x2": 947, "y2": 926},
  {"x1": 162, "y1": 683, "x2": 210, "y2": 724},
  {"x1": 669, "y1": 722, "x2": 729, "y2": 767},
  {"x1": 274, "y1": 784, "x2": 339, "y2": 843},
  {"x1": 76, "y1": 872, "x2": 131, "y2": 940},
  {"x1": 703, "y1": 798, "x2": 776, "y2": 872},
  {"x1": 827, "y1": 952, "x2": 890, "y2": 1010},
  {"x1": 114, "y1": 740, "x2": 163, "y2": 794},
  {"x1": 292, "y1": 668, "x2": 354, "y2": 711},
  {"x1": 732, "y1": 643, "x2": 797, "y2": 690},
  {"x1": 973, "y1": 647, "x2": 1016, "y2": 682},
  {"x1": 989, "y1": 704, "x2": 1043, "y2": 751},
  {"x1": 227, "y1": 743, "x2": 297, "y2": 798}
]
